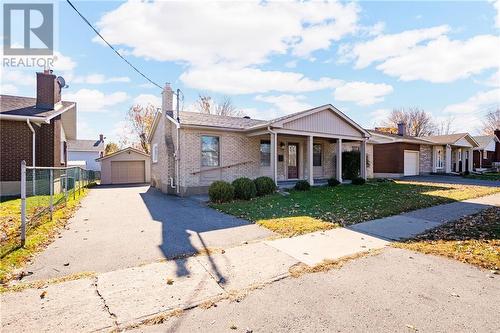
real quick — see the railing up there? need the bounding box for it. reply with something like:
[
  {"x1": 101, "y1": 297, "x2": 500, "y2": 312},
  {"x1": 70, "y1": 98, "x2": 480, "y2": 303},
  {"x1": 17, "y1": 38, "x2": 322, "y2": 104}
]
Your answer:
[{"x1": 190, "y1": 161, "x2": 254, "y2": 175}]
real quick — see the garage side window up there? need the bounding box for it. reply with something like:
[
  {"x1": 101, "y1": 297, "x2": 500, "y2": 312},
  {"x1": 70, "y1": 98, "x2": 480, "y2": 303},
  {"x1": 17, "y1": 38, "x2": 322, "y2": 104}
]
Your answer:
[
  {"x1": 152, "y1": 143, "x2": 158, "y2": 163},
  {"x1": 201, "y1": 136, "x2": 219, "y2": 167}
]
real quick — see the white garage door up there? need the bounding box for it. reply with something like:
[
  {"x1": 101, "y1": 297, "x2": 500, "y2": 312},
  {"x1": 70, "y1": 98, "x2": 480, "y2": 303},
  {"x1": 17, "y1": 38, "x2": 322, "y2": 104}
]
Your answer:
[
  {"x1": 111, "y1": 161, "x2": 145, "y2": 184},
  {"x1": 404, "y1": 151, "x2": 419, "y2": 176}
]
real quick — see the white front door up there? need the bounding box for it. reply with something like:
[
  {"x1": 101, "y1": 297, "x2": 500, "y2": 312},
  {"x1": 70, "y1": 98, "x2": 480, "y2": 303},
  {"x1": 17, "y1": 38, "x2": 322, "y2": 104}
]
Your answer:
[{"x1": 404, "y1": 151, "x2": 419, "y2": 176}]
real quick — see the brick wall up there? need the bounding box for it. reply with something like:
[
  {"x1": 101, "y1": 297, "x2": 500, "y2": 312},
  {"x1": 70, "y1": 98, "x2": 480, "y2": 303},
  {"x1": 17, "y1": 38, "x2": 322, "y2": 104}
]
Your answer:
[
  {"x1": 373, "y1": 142, "x2": 420, "y2": 174},
  {"x1": 419, "y1": 144, "x2": 432, "y2": 174},
  {"x1": 150, "y1": 115, "x2": 172, "y2": 192}
]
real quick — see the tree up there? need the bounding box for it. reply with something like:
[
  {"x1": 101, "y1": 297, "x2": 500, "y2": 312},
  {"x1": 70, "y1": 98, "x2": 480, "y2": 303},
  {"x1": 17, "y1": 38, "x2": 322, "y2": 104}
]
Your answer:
[
  {"x1": 104, "y1": 142, "x2": 119, "y2": 155},
  {"x1": 384, "y1": 107, "x2": 435, "y2": 137},
  {"x1": 127, "y1": 103, "x2": 156, "y2": 154},
  {"x1": 434, "y1": 117, "x2": 455, "y2": 135},
  {"x1": 482, "y1": 108, "x2": 500, "y2": 134},
  {"x1": 195, "y1": 94, "x2": 242, "y2": 117}
]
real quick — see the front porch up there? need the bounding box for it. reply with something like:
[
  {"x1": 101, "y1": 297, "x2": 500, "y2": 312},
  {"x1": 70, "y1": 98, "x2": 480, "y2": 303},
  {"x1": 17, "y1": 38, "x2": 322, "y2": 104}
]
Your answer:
[{"x1": 432, "y1": 145, "x2": 474, "y2": 174}]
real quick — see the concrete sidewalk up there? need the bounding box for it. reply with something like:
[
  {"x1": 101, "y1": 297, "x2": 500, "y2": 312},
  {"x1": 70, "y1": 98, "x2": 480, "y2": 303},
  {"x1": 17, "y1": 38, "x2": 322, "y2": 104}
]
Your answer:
[{"x1": 2, "y1": 193, "x2": 499, "y2": 332}]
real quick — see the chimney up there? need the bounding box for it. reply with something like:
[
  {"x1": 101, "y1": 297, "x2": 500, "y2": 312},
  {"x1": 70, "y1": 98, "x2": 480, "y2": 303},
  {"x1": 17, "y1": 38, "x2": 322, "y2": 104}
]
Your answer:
[
  {"x1": 397, "y1": 122, "x2": 406, "y2": 136},
  {"x1": 36, "y1": 70, "x2": 61, "y2": 110},
  {"x1": 162, "y1": 83, "x2": 174, "y2": 118},
  {"x1": 99, "y1": 134, "x2": 104, "y2": 142}
]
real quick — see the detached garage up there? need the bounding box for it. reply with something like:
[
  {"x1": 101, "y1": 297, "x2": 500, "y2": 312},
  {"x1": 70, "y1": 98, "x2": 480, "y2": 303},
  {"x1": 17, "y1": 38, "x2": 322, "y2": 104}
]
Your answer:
[{"x1": 97, "y1": 147, "x2": 150, "y2": 185}]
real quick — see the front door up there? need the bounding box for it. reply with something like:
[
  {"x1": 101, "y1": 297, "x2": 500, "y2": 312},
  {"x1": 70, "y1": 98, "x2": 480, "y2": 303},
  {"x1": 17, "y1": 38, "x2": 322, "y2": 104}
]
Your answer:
[{"x1": 287, "y1": 143, "x2": 299, "y2": 179}]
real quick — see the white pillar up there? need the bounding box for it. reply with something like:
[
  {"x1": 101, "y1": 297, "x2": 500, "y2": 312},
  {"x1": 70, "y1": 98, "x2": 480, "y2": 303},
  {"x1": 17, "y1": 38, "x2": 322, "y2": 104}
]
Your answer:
[
  {"x1": 308, "y1": 136, "x2": 314, "y2": 185},
  {"x1": 360, "y1": 140, "x2": 367, "y2": 179},
  {"x1": 431, "y1": 146, "x2": 437, "y2": 173},
  {"x1": 468, "y1": 148, "x2": 473, "y2": 172},
  {"x1": 445, "y1": 145, "x2": 452, "y2": 173},
  {"x1": 336, "y1": 138, "x2": 342, "y2": 182},
  {"x1": 270, "y1": 132, "x2": 278, "y2": 185}
]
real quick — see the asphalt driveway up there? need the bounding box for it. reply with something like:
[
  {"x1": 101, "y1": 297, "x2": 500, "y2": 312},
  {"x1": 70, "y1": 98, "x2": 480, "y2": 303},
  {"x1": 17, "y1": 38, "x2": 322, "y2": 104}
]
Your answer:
[{"x1": 22, "y1": 185, "x2": 273, "y2": 281}]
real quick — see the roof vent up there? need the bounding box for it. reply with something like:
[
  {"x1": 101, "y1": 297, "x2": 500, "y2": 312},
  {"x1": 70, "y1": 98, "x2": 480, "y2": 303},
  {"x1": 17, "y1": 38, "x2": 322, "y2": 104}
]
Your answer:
[{"x1": 243, "y1": 116, "x2": 251, "y2": 119}]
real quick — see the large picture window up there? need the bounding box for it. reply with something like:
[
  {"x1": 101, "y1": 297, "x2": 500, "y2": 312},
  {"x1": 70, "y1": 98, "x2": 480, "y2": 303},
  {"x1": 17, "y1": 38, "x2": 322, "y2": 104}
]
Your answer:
[
  {"x1": 260, "y1": 140, "x2": 271, "y2": 166},
  {"x1": 313, "y1": 144, "x2": 322, "y2": 166},
  {"x1": 201, "y1": 136, "x2": 219, "y2": 167}
]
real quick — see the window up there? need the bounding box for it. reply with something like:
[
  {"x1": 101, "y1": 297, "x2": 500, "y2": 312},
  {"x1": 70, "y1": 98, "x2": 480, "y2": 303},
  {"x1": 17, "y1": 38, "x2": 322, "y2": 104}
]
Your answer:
[
  {"x1": 483, "y1": 150, "x2": 488, "y2": 159},
  {"x1": 152, "y1": 143, "x2": 158, "y2": 163},
  {"x1": 260, "y1": 140, "x2": 271, "y2": 166},
  {"x1": 201, "y1": 136, "x2": 219, "y2": 167},
  {"x1": 313, "y1": 144, "x2": 322, "y2": 166},
  {"x1": 436, "y1": 149, "x2": 443, "y2": 168}
]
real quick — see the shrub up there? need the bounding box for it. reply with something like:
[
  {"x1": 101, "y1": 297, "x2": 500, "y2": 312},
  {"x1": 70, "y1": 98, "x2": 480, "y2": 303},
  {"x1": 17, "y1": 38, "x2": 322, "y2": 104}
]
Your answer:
[
  {"x1": 208, "y1": 181, "x2": 234, "y2": 203},
  {"x1": 294, "y1": 180, "x2": 311, "y2": 191},
  {"x1": 351, "y1": 177, "x2": 366, "y2": 185},
  {"x1": 327, "y1": 177, "x2": 341, "y2": 187},
  {"x1": 463, "y1": 171, "x2": 470, "y2": 176},
  {"x1": 254, "y1": 176, "x2": 276, "y2": 196},
  {"x1": 342, "y1": 150, "x2": 360, "y2": 180},
  {"x1": 232, "y1": 177, "x2": 257, "y2": 200}
]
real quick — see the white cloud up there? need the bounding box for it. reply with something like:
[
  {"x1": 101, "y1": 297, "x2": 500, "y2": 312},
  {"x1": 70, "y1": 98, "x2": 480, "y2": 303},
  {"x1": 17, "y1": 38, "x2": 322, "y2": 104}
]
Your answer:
[
  {"x1": 180, "y1": 66, "x2": 343, "y2": 95},
  {"x1": 133, "y1": 94, "x2": 161, "y2": 107},
  {"x1": 96, "y1": 1, "x2": 359, "y2": 67},
  {"x1": 334, "y1": 81, "x2": 393, "y2": 105},
  {"x1": 369, "y1": 108, "x2": 391, "y2": 125},
  {"x1": 73, "y1": 74, "x2": 130, "y2": 84},
  {"x1": 0, "y1": 83, "x2": 18, "y2": 94},
  {"x1": 255, "y1": 94, "x2": 312, "y2": 116},
  {"x1": 52, "y1": 52, "x2": 77, "y2": 72},
  {"x1": 483, "y1": 70, "x2": 500, "y2": 87},
  {"x1": 64, "y1": 89, "x2": 129, "y2": 112},
  {"x1": 492, "y1": 0, "x2": 500, "y2": 28}
]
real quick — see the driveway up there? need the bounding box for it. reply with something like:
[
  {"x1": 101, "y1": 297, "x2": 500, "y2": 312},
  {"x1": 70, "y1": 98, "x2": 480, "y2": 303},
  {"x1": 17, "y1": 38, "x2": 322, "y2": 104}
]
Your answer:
[
  {"x1": 403, "y1": 175, "x2": 500, "y2": 187},
  {"x1": 23, "y1": 185, "x2": 273, "y2": 281}
]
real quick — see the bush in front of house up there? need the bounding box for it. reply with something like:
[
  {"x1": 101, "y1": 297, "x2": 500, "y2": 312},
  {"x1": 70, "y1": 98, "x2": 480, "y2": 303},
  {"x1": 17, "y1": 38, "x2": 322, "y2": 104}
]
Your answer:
[
  {"x1": 351, "y1": 177, "x2": 366, "y2": 185},
  {"x1": 342, "y1": 150, "x2": 361, "y2": 180},
  {"x1": 232, "y1": 177, "x2": 257, "y2": 200},
  {"x1": 327, "y1": 177, "x2": 341, "y2": 187},
  {"x1": 208, "y1": 181, "x2": 234, "y2": 203},
  {"x1": 294, "y1": 180, "x2": 311, "y2": 191},
  {"x1": 254, "y1": 176, "x2": 277, "y2": 196}
]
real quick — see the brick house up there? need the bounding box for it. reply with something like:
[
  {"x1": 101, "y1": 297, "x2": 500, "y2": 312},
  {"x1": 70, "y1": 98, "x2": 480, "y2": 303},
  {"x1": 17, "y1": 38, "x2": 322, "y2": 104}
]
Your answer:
[
  {"x1": 0, "y1": 70, "x2": 77, "y2": 196},
  {"x1": 149, "y1": 85, "x2": 371, "y2": 196},
  {"x1": 472, "y1": 131, "x2": 500, "y2": 170}
]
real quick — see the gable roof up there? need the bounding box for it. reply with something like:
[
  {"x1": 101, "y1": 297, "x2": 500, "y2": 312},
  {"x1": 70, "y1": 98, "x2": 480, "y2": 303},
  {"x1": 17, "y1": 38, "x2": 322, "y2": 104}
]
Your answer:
[
  {"x1": 424, "y1": 133, "x2": 479, "y2": 147},
  {"x1": 0, "y1": 94, "x2": 75, "y2": 122},
  {"x1": 95, "y1": 147, "x2": 149, "y2": 161},
  {"x1": 473, "y1": 135, "x2": 500, "y2": 150},
  {"x1": 367, "y1": 129, "x2": 434, "y2": 145},
  {"x1": 178, "y1": 111, "x2": 267, "y2": 130},
  {"x1": 68, "y1": 139, "x2": 104, "y2": 152}
]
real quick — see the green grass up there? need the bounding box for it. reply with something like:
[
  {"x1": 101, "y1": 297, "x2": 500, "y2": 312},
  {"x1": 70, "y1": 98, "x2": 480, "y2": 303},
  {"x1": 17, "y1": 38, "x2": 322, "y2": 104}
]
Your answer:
[
  {"x1": 212, "y1": 181, "x2": 500, "y2": 229},
  {"x1": 465, "y1": 172, "x2": 500, "y2": 181}
]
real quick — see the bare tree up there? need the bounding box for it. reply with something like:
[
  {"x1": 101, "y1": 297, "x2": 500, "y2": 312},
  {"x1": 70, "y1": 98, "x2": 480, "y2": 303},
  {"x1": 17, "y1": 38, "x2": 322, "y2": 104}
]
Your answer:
[
  {"x1": 384, "y1": 107, "x2": 435, "y2": 137},
  {"x1": 126, "y1": 104, "x2": 156, "y2": 154},
  {"x1": 195, "y1": 94, "x2": 243, "y2": 117},
  {"x1": 482, "y1": 108, "x2": 500, "y2": 134},
  {"x1": 434, "y1": 117, "x2": 455, "y2": 135}
]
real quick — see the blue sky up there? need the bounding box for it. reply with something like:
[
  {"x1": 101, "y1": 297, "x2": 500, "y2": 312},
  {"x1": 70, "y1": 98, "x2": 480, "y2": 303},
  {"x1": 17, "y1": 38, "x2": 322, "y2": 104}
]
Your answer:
[{"x1": 2, "y1": 0, "x2": 499, "y2": 144}]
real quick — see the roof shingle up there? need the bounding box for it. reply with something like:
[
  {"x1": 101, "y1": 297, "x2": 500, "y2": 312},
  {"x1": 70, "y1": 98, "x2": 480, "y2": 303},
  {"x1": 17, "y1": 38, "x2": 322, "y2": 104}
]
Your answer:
[{"x1": 0, "y1": 94, "x2": 74, "y2": 119}]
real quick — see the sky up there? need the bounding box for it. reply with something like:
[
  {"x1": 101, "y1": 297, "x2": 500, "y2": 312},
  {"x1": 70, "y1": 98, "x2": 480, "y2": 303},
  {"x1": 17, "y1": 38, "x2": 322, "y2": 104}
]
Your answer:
[{"x1": 1, "y1": 0, "x2": 500, "y2": 144}]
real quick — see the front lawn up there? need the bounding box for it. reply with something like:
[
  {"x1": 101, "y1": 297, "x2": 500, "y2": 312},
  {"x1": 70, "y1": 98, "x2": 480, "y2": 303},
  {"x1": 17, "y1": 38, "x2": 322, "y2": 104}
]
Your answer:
[
  {"x1": 211, "y1": 181, "x2": 500, "y2": 235},
  {"x1": 465, "y1": 172, "x2": 500, "y2": 181},
  {"x1": 395, "y1": 207, "x2": 499, "y2": 271}
]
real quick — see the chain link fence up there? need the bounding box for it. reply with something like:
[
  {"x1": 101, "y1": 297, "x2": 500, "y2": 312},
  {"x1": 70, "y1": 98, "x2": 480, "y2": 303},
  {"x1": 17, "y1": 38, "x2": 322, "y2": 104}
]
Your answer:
[{"x1": 14, "y1": 161, "x2": 97, "y2": 248}]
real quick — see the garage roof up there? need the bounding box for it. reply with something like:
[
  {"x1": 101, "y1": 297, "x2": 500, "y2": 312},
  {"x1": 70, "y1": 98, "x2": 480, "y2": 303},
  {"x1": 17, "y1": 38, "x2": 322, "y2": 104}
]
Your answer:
[{"x1": 95, "y1": 147, "x2": 149, "y2": 161}]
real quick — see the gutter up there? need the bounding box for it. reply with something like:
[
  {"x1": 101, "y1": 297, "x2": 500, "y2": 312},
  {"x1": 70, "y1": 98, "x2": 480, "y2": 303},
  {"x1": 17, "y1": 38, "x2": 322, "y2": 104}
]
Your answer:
[
  {"x1": 0, "y1": 114, "x2": 49, "y2": 123},
  {"x1": 267, "y1": 126, "x2": 278, "y2": 185}
]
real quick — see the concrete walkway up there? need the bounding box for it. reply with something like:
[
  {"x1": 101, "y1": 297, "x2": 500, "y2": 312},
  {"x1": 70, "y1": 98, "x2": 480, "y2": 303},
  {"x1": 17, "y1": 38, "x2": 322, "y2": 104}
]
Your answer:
[
  {"x1": 403, "y1": 174, "x2": 500, "y2": 187},
  {"x1": 2, "y1": 193, "x2": 499, "y2": 332}
]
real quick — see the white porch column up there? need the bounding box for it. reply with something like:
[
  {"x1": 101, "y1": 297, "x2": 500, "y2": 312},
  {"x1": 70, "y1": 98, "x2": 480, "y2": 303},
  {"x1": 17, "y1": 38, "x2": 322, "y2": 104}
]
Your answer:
[
  {"x1": 308, "y1": 136, "x2": 314, "y2": 185},
  {"x1": 468, "y1": 148, "x2": 473, "y2": 172},
  {"x1": 445, "y1": 145, "x2": 452, "y2": 173},
  {"x1": 270, "y1": 132, "x2": 278, "y2": 185},
  {"x1": 432, "y1": 146, "x2": 437, "y2": 173},
  {"x1": 360, "y1": 140, "x2": 367, "y2": 179},
  {"x1": 336, "y1": 138, "x2": 343, "y2": 182}
]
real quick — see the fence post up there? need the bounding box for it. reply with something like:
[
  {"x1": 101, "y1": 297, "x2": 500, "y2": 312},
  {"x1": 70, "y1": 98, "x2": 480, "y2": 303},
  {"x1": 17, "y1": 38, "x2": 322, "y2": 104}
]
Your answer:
[
  {"x1": 79, "y1": 168, "x2": 81, "y2": 196},
  {"x1": 64, "y1": 172, "x2": 68, "y2": 203},
  {"x1": 73, "y1": 169, "x2": 76, "y2": 200},
  {"x1": 49, "y1": 169, "x2": 54, "y2": 220},
  {"x1": 20, "y1": 161, "x2": 26, "y2": 247}
]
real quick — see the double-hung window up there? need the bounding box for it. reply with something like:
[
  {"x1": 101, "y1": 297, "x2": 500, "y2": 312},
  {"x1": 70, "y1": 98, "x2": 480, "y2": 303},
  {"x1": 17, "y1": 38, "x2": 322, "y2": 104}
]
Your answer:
[
  {"x1": 201, "y1": 136, "x2": 220, "y2": 167},
  {"x1": 260, "y1": 140, "x2": 271, "y2": 166},
  {"x1": 152, "y1": 143, "x2": 158, "y2": 163},
  {"x1": 313, "y1": 144, "x2": 322, "y2": 166}
]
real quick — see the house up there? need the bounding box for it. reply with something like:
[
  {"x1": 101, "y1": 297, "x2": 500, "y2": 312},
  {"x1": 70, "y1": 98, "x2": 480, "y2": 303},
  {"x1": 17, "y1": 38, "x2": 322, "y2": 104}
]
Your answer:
[
  {"x1": 0, "y1": 70, "x2": 76, "y2": 196},
  {"x1": 96, "y1": 147, "x2": 150, "y2": 185},
  {"x1": 149, "y1": 85, "x2": 371, "y2": 196},
  {"x1": 369, "y1": 124, "x2": 480, "y2": 177},
  {"x1": 68, "y1": 134, "x2": 105, "y2": 171},
  {"x1": 472, "y1": 130, "x2": 500, "y2": 170}
]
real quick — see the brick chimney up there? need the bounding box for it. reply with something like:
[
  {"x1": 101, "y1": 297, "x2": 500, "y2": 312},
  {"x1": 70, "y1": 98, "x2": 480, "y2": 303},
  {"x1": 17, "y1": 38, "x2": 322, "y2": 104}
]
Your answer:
[
  {"x1": 162, "y1": 83, "x2": 174, "y2": 118},
  {"x1": 495, "y1": 129, "x2": 500, "y2": 161},
  {"x1": 397, "y1": 122, "x2": 406, "y2": 136},
  {"x1": 99, "y1": 134, "x2": 104, "y2": 142},
  {"x1": 36, "y1": 70, "x2": 61, "y2": 110}
]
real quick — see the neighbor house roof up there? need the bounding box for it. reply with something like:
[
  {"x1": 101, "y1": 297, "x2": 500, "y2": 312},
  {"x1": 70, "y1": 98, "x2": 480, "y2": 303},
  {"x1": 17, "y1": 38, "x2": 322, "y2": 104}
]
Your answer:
[
  {"x1": 0, "y1": 94, "x2": 75, "y2": 122},
  {"x1": 473, "y1": 135, "x2": 500, "y2": 150},
  {"x1": 178, "y1": 111, "x2": 267, "y2": 130},
  {"x1": 95, "y1": 147, "x2": 149, "y2": 161},
  {"x1": 423, "y1": 133, "x2": 479, "y2": 147},
  {"x1": 68, "y1": 139, "x2": 104, "y2": 152},
  {"x1": 367, "y1": 129, "x2": 434, "y2": 145}
]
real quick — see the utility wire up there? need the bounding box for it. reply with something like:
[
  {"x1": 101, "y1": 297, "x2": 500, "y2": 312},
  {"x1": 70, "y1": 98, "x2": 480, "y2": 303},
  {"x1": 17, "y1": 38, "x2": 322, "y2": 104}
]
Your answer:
[{"x1": 65, "y1": 0, "x2": 163, "y2": 90}]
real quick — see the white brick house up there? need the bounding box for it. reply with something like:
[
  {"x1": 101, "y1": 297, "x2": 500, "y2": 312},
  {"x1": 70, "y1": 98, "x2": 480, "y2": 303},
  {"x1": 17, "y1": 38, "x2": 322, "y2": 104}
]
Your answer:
[{"x1": 149, "y1": 85, "x2": 371, "y2": 196}]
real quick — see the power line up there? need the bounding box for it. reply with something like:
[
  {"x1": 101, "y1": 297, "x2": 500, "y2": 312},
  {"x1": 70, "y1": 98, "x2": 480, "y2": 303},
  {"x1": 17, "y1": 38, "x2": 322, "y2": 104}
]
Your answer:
[{"x1": 65, "y1": 0, "x2": 163, "y2": 90}]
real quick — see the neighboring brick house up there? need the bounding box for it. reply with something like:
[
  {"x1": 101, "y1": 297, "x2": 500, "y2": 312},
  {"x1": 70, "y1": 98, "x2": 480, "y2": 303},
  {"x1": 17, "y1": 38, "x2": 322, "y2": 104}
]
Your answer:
[
  {"x1": 369, "y1": 126, "x2": 480, "y2": 177},
  {"x1": 0, "y1": 70, "x2": 77, "y2": 196},
  {"x1": 67, "y1": 134, "x2": 105, "y2": 171},
  {"x1": 472, "y1": 131, "x2": 500, "y2": 169},
  {"x1": 149, "y1": 85, "x2": 371, "y2": 196}
]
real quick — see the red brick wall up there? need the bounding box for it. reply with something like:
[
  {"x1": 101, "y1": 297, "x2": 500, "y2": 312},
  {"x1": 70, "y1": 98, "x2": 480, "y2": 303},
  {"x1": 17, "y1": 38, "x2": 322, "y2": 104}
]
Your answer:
[
  {"x1": 373, "y1": 142, "x2": 419, "y2": 173},
  {"x1": 36, "y1": 72, "x2": 61, "y2": 109}
]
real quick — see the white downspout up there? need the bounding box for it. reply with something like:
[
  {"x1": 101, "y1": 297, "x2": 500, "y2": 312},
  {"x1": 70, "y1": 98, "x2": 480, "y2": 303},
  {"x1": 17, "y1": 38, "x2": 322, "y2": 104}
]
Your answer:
[
  {"x1": 26, "y1": 119, "x2": 36, "y2": 195},
  {"x1": 267, "y1": 126, "x2": 278, "y2": 185},
  {"x1": 175, "y1": 89, "x2": 181, "y2": 194}
]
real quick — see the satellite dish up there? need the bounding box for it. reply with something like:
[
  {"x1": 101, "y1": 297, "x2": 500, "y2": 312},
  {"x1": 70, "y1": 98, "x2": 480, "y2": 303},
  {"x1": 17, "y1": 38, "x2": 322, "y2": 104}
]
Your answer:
[{"x1": 56, "y1": 76, "x2": 68, "y2": 89}]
